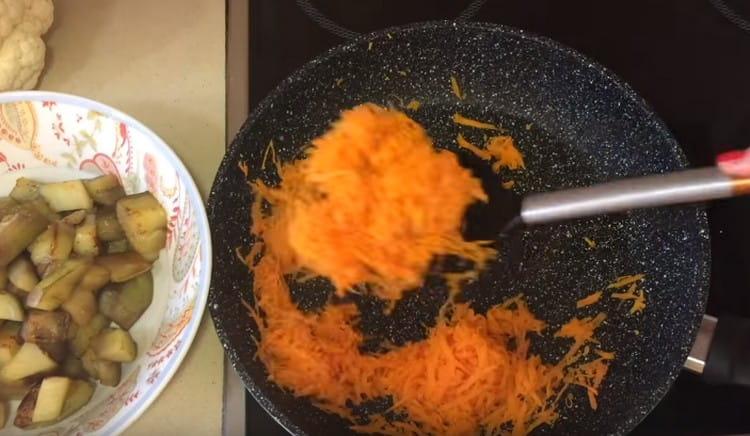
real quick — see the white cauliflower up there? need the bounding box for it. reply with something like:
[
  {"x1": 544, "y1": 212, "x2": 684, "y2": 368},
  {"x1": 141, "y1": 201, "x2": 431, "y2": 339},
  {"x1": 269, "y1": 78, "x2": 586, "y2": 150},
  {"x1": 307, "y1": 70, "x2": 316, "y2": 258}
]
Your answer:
[{"x1": 0, "y1": 0, "x2": 54, "y2": 91}]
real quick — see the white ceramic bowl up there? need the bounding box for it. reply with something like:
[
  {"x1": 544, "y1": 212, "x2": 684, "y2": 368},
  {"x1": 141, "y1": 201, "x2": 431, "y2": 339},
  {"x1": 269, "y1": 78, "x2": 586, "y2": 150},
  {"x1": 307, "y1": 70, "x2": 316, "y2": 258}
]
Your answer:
[{"x1": 0, "y1": 91, "x2": 211, "y2": 435}]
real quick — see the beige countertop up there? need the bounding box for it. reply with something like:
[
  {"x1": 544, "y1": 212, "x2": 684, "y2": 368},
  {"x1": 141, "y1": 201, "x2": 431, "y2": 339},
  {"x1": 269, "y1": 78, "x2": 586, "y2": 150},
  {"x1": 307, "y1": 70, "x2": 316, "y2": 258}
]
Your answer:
[{"x1": 39, "y1": 1, "x2": 226, "y2": 434}]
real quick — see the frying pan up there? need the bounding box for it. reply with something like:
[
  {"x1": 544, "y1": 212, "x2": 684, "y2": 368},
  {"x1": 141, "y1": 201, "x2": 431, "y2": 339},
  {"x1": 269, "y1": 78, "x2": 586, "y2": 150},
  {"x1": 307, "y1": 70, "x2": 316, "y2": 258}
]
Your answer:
[{"x1": 209, "y1": 22, "x2": 718, "y2": 435}]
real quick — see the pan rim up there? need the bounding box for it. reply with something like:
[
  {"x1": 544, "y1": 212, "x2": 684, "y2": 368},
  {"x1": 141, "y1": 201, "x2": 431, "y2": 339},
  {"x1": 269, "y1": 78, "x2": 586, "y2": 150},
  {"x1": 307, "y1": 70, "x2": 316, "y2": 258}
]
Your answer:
[{"x1": 208, "y1": 20, "x2": 710, "y2": 436}]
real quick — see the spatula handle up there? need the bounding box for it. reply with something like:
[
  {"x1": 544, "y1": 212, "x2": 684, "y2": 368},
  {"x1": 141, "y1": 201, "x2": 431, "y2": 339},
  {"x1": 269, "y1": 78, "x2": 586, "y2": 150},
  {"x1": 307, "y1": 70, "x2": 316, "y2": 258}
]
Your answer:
[{"x1": 521, "y1": 167, "x2": 750, "y2": 225}]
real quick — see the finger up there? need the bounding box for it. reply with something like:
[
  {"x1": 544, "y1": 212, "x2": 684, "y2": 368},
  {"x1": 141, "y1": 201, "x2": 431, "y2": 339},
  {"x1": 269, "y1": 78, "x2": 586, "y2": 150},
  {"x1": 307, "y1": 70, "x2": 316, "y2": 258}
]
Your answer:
[{"x1": 717, "y1": 149, "x2": 750, "y2": 178}]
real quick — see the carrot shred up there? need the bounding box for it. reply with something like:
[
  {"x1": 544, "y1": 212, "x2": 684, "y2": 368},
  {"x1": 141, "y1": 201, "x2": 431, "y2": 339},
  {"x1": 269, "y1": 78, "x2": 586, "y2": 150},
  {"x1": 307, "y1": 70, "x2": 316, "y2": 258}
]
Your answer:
[
  {"x1": 607, "y1": 274, "x2": 644, "y2": 289},
  {"x1": 502, "y1": 180, "x2": 516, "y2": 189},
  {"x1": 261, "y1": 140, "x2": 277, "y2": 171},
  {"x1": 457, "y1": 133, "x2": 492, "y2": 160},
  {"x1": 451, "y1": 75, "x2": 465, "y2": 99},
  {"x1": 238, "y1": 160, "x2": 250, "y2": 178},
  {"x1": 453, "y1": 113, "x2": 498, "y2": 130},
  {"x1": 487, "y1": 135, "x2": 525, "y2": 171},
  {"x1": 405, "y1": 99, "x2": 421, "y2": 111},
  {"x1": 576, "y1": 291, "x2": 602, "y2": 308},
  {"x1": 608, "y1": 275, "x2": 647, "y2": 315}
]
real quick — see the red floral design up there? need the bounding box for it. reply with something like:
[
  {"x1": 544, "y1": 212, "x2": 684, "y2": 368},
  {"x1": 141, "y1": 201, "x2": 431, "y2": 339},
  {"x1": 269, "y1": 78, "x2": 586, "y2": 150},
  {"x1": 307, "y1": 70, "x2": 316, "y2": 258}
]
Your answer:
[
  {"x1": 0, "y1": 151, "x2": 26, "y2": 172},
  {"x1": 124, "y1": 390, "x2": 140, "y2": 406},
  {"x1": 52, "y1": 113, "x2": 71, "y2": 147},
  {"x1": 143, "y1": 153, "x2": 159, "y2": 193},
  {"x1": 79, "y1": 153, "x2": 122, "y2": 182},
  {"x1": 147, "y1": 369, "x2": 161, "y2": 384}
]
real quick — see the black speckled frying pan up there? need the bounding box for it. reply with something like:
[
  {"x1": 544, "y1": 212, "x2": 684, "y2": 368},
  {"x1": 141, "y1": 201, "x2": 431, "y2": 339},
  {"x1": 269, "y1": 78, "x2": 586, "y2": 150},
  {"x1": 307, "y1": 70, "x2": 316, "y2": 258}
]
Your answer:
[{"x1": 208, "y1": 22, "x2": 710, "y2": 435}]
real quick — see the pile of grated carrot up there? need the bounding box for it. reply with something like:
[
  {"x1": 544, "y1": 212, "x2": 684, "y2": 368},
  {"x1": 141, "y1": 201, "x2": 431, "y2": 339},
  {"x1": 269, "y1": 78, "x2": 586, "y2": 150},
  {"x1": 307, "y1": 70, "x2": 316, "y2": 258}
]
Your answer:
[
  {"x1": 250, "y1": 103, "x2": 495, "y2": 301},
  {"x1": 246, "y1": 253, "x2": 612, "y2": 435},
  {"x1": 243, "y1": 104, "x2": 613, "y2": 435}
]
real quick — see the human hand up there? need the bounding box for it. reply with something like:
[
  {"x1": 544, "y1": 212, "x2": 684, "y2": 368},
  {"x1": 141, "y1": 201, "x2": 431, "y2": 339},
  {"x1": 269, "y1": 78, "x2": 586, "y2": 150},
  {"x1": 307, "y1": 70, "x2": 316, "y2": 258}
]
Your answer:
[{"x1": 717, "y1": 149, "x2": 750, "y2": 177}]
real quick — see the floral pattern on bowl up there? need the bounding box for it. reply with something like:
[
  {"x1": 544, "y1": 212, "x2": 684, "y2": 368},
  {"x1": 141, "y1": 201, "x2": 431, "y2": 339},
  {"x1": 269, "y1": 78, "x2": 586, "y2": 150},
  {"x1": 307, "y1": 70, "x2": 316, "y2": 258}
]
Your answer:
[{"x1": 0, "y1": 92, "x2": 212, "y2": 436}]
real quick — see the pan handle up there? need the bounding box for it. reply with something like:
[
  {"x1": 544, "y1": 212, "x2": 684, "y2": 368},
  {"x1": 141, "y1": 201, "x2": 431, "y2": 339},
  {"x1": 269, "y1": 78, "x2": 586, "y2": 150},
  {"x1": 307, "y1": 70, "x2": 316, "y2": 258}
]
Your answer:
[
  {"x1": 685, "y1": 315, "x2": 750, "y2": 386},
  {"x1": 521, "y1": 167, "x2": 750, "y2": 225}
]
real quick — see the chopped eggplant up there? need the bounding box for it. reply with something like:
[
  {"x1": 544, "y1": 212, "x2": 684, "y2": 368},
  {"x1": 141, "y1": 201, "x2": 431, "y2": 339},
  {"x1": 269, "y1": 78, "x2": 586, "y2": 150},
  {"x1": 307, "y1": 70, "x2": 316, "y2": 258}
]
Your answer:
[
  {"x1": 96, "y1": 209, "x2": 125, "y2": 241},
  {"x1": 26, "y1": 258, "x2": 91, "y2": 311},
  {"x1": 91, "y1": 328, "x2": 136, "y2": 362},
  {"x1": 73, "y1": 214, "x2": 100, "y2": 256},
  {"x1": 31, "y1": 376, "x2": 70, "y2": 423},
  {"x1": 61, "y1": 355, "x2": 87, "y2": 379},
  {"x1": 116, "y1": 193, "x2": 167, "y2": 260},
  {"x1": 9, "y1": 178, "x2": 41, "y2": 202},
  {"x1": 83, "y1": 174, "x2": 126, "y2": 206},
  {"x1": 95, "y1": 359, "x2": 121, "y2": 387},
  {"x1": 28, "y1": 222, "x2": 75, "y2": 267},
  {"x1": 61, "y1": 210, "x2": 87, "y2": 226},
  {"x1": 70, "y1": 313, "x2": 109, "y2": 357},
  {"x1": 13, "y1": 381, "x2": 40, "y2": 428},
  {"x1": 62, "y1": 289, "x2": 97, "y2": 326},
  {"x1": 0, "y1": 323, "x2": 21, "y2": 365},
  {"x1": 58, "y1": 379, "x2": 94, "y2": 420},
  {"x1": 66, "y1": 319, "x2": 78, "y2": 341},
  {"x1": 7, "y1": 256, "x2": 38, "y2": 292},
  {"x1": 35, "y1": 342, "x2": 67, "y2": 363},
  {"x1": 21, "y1": 311, "x2": 70, "y2": 343},
  {"x1": 107, "y1": 239, "x2": 130, "y2": 254},
  {"x1": 127, "y1": 230, "x2": 167, "y2": 262},
  {"x1": 99, "y1": 271, "x2": 152, "y2": 329},
  {"x1": 1, "y1": 343, "x2": 57, "y2": 381},
  {"x1": 79, "y1": 349, "x2": 97, "y2": 379},
  {"x1": 0, "y1": 378, "x2": 30, "y2": 401},
  {"x1": 13, "y1": 379, "x2": 92, "y2": 428},
  {"x1": 4, "y1": 283, "x2": 26, "y2": 300},
  {"x1": 0, "y1": 203, "x2": 49, "y2": 267},
  {"x1": 76, "y1": 264, "x2": 110, "y2": 295},
  {"x1": 80, "y1": 349, "x2": 120, "y2": 387},
  {"x1": 26, "y1": 198, "x2": 59, "y2": 222},
  {"x1": 39, "y1": 180, "x2": 93, "y2": 212},
  {"x1": 1, "y1": 320, "x2": 21, "y2": 337},
  {"x1": 95, "y1": 252, "x2": 151, "y2": 283},
  {"x1": 0, "y1": 292, "x2": 23, "y2": 322},
  {"x1": 35, "y1": 260, "x2": 60, "y2": 281},
  {"x1": 0, "y1": 197, "x2": 17, "y2": 219}
]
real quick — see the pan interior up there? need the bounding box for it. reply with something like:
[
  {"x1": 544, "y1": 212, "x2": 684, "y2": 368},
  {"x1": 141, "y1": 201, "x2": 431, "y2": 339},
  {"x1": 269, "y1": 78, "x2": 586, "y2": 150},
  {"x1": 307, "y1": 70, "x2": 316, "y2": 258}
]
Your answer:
[{"x1": 208, "y1": 22, "x2": 709, "y2": 436}]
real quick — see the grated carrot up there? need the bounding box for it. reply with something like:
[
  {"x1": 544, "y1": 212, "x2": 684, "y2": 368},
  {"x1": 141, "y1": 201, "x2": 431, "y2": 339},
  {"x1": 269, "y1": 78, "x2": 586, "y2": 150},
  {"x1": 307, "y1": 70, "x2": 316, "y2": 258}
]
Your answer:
[
  {"x1": 502, "y1": 180, "x2": 516, "y2": 189},
  {"x1": 453, "y1": 113, "x2": 499, "y2": 130},
  {"x1": 607, "y1": 274, "x2": 644, "y2": 289},
  {"x1": 451, "y1": 75, "x2": 465, "y2": 100},
  {"x1": 248, "y1": 252, "x2": 613, "y2": 435},
  {"x1": 250, "y1": 104, "x2": 495, "y2": 301},
  {"x1": 405, "y1": 99, "x2": 421, "y2": 111},
  {"x1": 261, "y1": 140, "x2": 278, "y2": 171},
  {"x1": 243, "y1": 103, "x2": 615, "y2": 435},
  {"x1": 238, "y1": 160, "x2": 249, "y2": 178},
  {"x1": 576, "y1": 290, "x2": 602, "y2": 308},
  {"x1": 611, "y1": 284, "x2": 647, "y2": 315},
  {"x1": 608, "y1": 275, "x2": 647, "y2": 315},
  {"x1": 457, "y1": 133, "x2": 492, "y2": 160},
  {"x1": 487, "y1": 135, "x2": 525, "y2": 171}
]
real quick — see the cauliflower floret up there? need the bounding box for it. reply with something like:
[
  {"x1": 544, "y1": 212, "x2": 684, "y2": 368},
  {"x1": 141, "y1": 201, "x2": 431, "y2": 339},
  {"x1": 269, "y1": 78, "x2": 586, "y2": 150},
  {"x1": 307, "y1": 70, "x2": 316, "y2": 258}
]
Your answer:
[{"x1": 0, "y1": 0, "x2": 54, "y2": 91}]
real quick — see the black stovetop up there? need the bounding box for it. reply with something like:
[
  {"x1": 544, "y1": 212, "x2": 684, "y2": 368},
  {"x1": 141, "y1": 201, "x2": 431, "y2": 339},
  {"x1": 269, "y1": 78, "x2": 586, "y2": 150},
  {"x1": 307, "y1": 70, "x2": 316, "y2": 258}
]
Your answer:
[{"x1": 246, "y1": 1, "x2": 750, "y2": 434}]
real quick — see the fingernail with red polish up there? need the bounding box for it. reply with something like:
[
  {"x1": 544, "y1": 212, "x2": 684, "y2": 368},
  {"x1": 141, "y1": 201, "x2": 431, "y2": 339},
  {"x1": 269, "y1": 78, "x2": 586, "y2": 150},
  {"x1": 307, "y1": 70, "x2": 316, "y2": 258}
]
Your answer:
[{"x1": 717, "y1": 150, "x2": 747, "y2": 164}]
